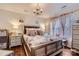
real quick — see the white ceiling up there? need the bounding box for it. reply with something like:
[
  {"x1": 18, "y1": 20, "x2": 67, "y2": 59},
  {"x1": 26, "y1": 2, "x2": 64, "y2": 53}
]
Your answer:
[{"x1": 0, "y1": 3, "x2": 79, "y2": 18}]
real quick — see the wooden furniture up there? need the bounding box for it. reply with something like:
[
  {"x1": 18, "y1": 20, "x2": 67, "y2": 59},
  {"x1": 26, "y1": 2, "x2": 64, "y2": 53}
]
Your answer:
[
  {"x1": 24, "y1": 26, "x2": 40, "y2": 34},
  {"x1": 62, "y1": 39, "x2": 68, "y2": 48},
  {"x1": 0, "y1": 50, "x2": 14, "y2": 56},
  {"x1": 72, "y1": 23, "x2": 79, "y2": 53},
  {"x1": 22, "y1": 38, "x2": 62, "y2": 56},
  {"x1": 10, "y1": 35, "x2": 22, "y2": 47},
  {"x1": 22, "y1": 25, "x2": 63, "y2": 56},
  {"x1": 0, "y1": 29, "x2": 9, "y2": 49}
]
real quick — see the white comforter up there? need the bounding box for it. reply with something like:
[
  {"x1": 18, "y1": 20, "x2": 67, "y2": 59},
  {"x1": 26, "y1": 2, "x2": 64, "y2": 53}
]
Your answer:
[{"x1": 23, "y1": 35, "x2": 50, "y2": 46}]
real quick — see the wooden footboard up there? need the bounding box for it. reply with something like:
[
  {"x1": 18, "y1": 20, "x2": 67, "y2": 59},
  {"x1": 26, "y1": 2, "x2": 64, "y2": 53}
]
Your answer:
[{"x1": 22, "y1": 37, "x2": 63, "y2": 56}]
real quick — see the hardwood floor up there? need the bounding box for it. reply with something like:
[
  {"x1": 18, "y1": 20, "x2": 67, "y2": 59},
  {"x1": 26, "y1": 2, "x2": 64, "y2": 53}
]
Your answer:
[
  {"x1": 10, "y1": 45, "x2": 25, "y2": 56},
  {"x1": 57, "y1": 48, "x2": 79, "y2": 56},
  {"x1": 10, "y1": 46, "x2": 79, "y2": 56}
]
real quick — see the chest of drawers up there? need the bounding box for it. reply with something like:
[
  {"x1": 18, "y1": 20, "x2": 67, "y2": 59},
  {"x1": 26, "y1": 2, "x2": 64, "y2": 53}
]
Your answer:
[
  {"x1": 10, "y1": 36, "x2": 22, "y2": 47},
  {"x1": 72, "y1": 23, "x2": 79, "y2": 50}
]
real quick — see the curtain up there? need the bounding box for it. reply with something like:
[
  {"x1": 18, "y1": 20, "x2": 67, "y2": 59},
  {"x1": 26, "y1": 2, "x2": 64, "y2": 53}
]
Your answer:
[
  {"x1": 53, "y1": 18, "x2": 63, "y2": 37},
  {"x1": 64, "y1": 14, "x2": 71, "y2": 38},
  {"x1": 51, "y1": 13, "x2": 76, "y2": 38},
  {"x1": 63, "y1": 14, "x2": 76, "y2": 38}
]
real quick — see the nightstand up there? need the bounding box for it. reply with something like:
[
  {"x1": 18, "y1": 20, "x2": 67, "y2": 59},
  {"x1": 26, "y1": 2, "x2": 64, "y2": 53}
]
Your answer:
[
  {"x1": 9, "y1": 35, "x2": 22, "y2": 47},
  {"x1": 62, "y1": 39, "x2": 68, "y2": 48}
]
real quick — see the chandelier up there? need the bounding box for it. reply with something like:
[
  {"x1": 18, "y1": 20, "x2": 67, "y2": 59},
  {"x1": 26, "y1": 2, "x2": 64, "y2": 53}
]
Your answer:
[{"x1": 33, "y1": 4, "x2": 43, "y2": 15}]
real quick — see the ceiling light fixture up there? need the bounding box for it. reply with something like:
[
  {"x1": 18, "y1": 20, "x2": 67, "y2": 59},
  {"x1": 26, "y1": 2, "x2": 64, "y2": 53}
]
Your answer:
[{"x1": 33, "y1": 3, "x2": 43, "y2": 15}]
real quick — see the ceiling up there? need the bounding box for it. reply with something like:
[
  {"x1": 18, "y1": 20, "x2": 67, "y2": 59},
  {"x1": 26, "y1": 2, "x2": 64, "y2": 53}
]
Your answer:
[{"x1": 0, "y1": 3, "x2": 79, "y2": 18}]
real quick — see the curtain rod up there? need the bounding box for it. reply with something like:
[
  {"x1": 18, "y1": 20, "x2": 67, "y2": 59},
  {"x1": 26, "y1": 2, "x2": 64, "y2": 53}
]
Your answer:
[{"x1": 50, "y1": 8, "x2": 79, "y2": 20}]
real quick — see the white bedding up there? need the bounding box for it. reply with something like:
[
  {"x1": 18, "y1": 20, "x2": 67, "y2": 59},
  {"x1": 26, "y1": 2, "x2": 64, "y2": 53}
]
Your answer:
[
  {"x1": 23, "y1": 35, "x2": 51, "y2": 46},
  {"x1": 23, "y1": 34, "x2": 60, "y2": 46}
]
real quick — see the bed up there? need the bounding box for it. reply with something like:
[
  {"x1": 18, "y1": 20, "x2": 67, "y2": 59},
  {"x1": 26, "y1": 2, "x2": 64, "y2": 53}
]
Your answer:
[{"x1": 22, "y1": 26, "x2": 63, "y2": 56}]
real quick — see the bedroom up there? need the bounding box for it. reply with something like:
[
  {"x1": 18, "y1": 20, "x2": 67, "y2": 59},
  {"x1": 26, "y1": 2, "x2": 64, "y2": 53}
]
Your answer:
[{"x1": 0, "y1": 3, "x2": 79, "y2": 56}]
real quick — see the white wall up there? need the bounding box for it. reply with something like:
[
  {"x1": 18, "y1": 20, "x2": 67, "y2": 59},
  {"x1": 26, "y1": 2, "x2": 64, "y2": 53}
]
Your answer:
[
  {"x1": 1, "y1": 8, "x2": 79, "y2": 35},
  {"x1": 23, "y1": 15, "x2": 46, "y2": 26},
  {"x1": 0, "y1": 9, "x2": 47, "y2": 32}
]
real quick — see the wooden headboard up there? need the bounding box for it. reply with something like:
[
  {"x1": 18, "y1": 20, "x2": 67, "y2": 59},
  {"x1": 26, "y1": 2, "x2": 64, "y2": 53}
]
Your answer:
[{"x1": 24, "y1": 26, "x2": 40, "y2": 34}]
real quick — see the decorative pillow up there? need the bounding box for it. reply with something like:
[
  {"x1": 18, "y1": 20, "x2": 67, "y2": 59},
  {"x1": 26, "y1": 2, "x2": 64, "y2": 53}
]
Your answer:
[
  {"x1": 24, "y1": 34, "x2": 37, "y2": 43},
  {"x1": 26, "y1": 28, "x2": 36, "y2": 36},
  {"x1": 37, "y1": 30, "x2": 43, "y2": 35}
]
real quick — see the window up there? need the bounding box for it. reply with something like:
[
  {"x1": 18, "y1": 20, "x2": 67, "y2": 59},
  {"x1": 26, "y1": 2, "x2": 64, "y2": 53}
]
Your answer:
[{"x1": 51, "y1": 13, "x2": 76, "y2": 38}]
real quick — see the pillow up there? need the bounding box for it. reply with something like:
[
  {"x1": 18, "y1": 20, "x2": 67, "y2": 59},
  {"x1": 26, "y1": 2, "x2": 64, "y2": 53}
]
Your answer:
[
  {"x1": 24, "y1": 35, "x2": 33, "y2": 42},
  {"x1": 37, "y1": 30, "x2": 43, "y2": 35},
  {"x1": 26, "y1": 28, "x2": 36, "y2": 36}
]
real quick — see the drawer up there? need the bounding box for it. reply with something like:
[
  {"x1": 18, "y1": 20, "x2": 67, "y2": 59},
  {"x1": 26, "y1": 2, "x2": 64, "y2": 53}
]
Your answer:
[
  {"x1": 73, "y1": 39, "x2": 79, "y2": 43},
  {"x1": 72, "y1": 35, "x2": 79, "y2": 39},
  {"x1": 72, "y1": 26, "x2": 79, "y2": 29},
  {"x1": 10, "y1": 42, "x2": 17, "y2": 47},
  {"x1": 15, "y1": 37, "x2": 21, "y2": 39},
  {"x1": 73, "y1": 43, "x2": 79, "y2": 49},
  {"x1": 11, "y1": 41, "x2": 21, "y2": 44},
  {"x1": 10, "y1": 36, "x2": 21, "y2": 39},
  {"x1": 10, "y1": 39, "x2": 21, "y2": 43},
  {"x1": 72, "y1": 30, "x2": 79, "y2": 34},
  {"x1": 10, "y1": 39, "x2": 17, "y2": 42},
  {"x1": 0, "y1": 43, "x2": 7, "y2": 48},
  {"x1": 10, "y1": 42, "x2": 21, "y2": 47}
]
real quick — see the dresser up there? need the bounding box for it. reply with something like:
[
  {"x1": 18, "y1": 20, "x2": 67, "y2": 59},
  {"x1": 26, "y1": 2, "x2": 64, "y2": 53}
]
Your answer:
[
  {"x1": 72, "y1": 23, "x2": 79, "y2": 50},
  {"x1": 0, "y1": 29, "x2": 9, "y2": 49},
  {"x1": 10, "y1": 35, "x2": 22, "y2": 47}
]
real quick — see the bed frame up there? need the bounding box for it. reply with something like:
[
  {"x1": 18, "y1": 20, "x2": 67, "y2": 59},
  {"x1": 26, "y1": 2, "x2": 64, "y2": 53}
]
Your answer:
[{"x1": 22, "y1": 25, "x2": 63, "y2": 56}]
